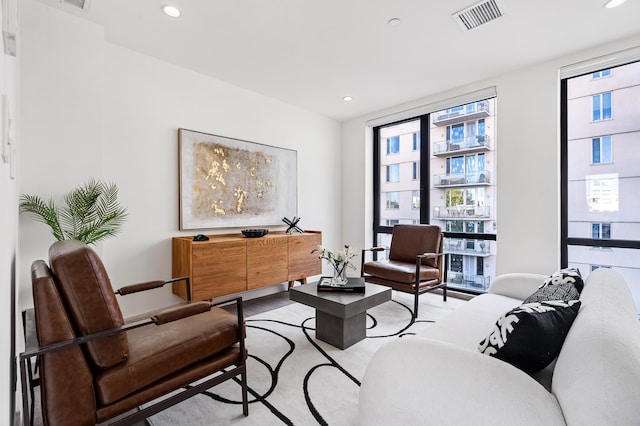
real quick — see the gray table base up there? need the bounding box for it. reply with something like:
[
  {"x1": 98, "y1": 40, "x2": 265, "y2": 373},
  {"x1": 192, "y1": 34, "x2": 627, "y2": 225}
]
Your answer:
[
  {"x1": 316, "y1": 310, "x2": 368, "y2": 349},
  {"x1": 289, "y1": 282, "x2": 392, "y2": 349}
]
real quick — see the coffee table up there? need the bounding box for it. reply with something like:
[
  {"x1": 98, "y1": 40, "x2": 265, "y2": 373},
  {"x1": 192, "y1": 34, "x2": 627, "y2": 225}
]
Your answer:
[{"x1": 289, "y1": 281, "x2": 392, "y2": 349}]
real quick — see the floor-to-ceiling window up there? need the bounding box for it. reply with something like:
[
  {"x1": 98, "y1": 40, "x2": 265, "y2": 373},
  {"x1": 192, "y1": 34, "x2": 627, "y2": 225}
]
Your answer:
[
  {"x1": 374, "y1": 117, "x2": 426, "y2": 247},
  {"x1": 561, "y1": 59, "x2": 640, "y2": 315},
  {"x1": 372, "y1": 95, "x2": 497, "y2": 294}
]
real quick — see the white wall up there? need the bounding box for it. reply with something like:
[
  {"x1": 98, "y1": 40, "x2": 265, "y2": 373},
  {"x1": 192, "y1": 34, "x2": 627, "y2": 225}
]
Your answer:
[
  {"x1": 18, "y1": 0, "x2": 105, "y2": 315},
  {"x1": 18, "y1": 0, "x2": 342, "y2": 321},
  {"x1": 342, "y1": 34, "x2": 640, "y2": 277},
  {"x1": 0, "y1": 0, "x2": 19, "y2": 419},
  {"x1": 100, "y1": 43, "x2": 342, "y2": 314}
]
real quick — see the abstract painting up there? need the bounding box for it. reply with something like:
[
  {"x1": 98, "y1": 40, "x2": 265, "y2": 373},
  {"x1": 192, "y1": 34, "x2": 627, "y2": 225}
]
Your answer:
[{"x1": 179, "y1": 128, "x2": 297, "y2": 230}]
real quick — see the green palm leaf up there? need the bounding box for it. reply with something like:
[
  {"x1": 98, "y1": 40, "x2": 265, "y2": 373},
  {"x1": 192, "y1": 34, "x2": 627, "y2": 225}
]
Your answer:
[{"x1": 19, "y1": 178, "x2": 128, "y2": 245}]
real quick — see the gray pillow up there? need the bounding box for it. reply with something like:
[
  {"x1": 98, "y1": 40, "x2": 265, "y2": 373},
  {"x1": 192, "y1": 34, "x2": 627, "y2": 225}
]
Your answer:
[{"x1": 523, "y1": 268, "x2": 583, "y2": 304}]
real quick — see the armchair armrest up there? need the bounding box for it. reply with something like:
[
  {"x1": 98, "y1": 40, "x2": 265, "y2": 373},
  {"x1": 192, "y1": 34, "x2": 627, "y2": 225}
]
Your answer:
[
  {"x1": 358, "y1": 338, "x2": 565, "y2": 426},
  {"x1": 116, "y1": 276, "x2": 191, "y2": 301},
  {"x1": 151, "y1": 301, "x2": 211, "y2": 325},
  {"x1": 416, "y1": 252, "x2": 446, "y2": 259}
]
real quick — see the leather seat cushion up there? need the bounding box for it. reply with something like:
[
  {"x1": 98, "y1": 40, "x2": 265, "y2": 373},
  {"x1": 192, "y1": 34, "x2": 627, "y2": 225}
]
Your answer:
[
  {"x1": 95, "y1": 306, "x2": 239, "y2": 405},
  {"x1": 363, "y1": 260, "x2": 439, "y2": 284}
]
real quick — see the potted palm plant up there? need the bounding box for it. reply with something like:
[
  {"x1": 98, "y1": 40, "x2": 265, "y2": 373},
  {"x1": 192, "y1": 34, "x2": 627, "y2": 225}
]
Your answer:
[{"x1": 19, "y1": 178, "x2": 128, "y2": 245}]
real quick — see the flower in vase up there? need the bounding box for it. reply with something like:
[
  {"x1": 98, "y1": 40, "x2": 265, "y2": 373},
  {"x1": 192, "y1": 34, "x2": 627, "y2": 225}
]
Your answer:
[{"x1": 311, "y1": 244, "x2": 358, "y2": 277}]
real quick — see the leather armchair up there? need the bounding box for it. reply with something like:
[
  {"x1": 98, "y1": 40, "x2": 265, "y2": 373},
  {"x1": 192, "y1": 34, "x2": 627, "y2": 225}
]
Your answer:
[
  {"x1": 19, "y1": 240, "x2": 248, "y2": 426},
  {"x1": 361, "y1": 224, "x2": 447, "y2": 318}
]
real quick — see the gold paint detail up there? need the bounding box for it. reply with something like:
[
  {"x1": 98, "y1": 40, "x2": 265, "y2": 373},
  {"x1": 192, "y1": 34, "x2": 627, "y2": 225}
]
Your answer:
[{"x1": 192, "y1": 141, "x2": 277, "y2": 219}]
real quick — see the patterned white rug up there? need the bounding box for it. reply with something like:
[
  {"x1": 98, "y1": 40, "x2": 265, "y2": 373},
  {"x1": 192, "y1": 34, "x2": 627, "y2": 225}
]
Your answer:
[{"x1": 147, "y1": 291, "x2": 466, "y2": 425}]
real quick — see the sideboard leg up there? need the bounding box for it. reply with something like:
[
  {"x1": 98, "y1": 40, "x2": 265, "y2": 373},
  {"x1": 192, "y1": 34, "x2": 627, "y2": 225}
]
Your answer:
[{"x1": 288, "y1": 277, "x2": 308, "y2": 289}]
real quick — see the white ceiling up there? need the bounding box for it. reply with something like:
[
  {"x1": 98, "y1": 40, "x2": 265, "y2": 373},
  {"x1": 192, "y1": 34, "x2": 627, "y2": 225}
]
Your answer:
[{"x1": 36, "y1": 0, "x2": 640, "y2": 121}]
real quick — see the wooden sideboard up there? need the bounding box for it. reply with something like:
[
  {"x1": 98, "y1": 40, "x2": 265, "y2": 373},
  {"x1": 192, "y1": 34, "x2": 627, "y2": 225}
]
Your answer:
[{"x1": 172, "y1": 230, "x2": 322, "y2": 300}]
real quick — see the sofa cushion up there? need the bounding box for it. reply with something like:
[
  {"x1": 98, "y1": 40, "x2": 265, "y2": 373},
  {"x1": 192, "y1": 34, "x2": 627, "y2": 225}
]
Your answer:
[
  {"x1": 523, "y1": 268, "x2": 583, "y2": 304},
  {"x1": 478, "y1": 300, "x2": 581, "y2": 373},
  {"x1": 418, "y1": 293, "x2": 522, "y2": 348},
  {"x1": 358, "y1": 338, "x2": 566, "y2": 426}
]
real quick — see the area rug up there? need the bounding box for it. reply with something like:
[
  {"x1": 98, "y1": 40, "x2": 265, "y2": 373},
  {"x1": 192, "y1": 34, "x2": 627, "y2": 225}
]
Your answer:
[{"x1": 147, "y1": 291, "x2": 466, "y2": 426}]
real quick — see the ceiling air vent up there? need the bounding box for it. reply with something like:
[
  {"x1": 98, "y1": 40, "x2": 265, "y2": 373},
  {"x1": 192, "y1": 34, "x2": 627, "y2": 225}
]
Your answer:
[
  {"x1": 59, "y1": 0, "x2": 92, "y2": 11},
  {"x1": 453, "y1": 0, "x2": 503, "y2": 31}
]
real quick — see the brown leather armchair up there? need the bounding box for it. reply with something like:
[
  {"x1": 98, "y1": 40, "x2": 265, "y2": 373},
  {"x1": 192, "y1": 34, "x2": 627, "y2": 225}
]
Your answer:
[
  {"x1": 19, "y1": 240, "x2": 248, "y2": 426},
  {"x1": 361, "y1": 224, "x2": 447, "y2": 318}
]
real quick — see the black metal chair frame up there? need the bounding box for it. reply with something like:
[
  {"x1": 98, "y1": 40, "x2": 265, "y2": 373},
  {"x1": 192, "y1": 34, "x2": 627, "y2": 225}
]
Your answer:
[{"x1": 18, "y1": 277, "x2": 248, "y2": 426}]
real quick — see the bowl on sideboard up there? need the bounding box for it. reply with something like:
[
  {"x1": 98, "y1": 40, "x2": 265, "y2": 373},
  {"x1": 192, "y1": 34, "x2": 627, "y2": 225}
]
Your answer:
[{"x1": 241, "y1": 229, "x2": 269, "y2": 238}]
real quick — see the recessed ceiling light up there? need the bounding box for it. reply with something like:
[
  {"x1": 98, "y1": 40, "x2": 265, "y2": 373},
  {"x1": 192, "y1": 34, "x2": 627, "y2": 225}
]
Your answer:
[
  {"x1": 162, "y1": 5, "x2": 181, "y2": 17},
  {"x1": 387, "y1": 18, "x2": 401, "y2": 26},
  {"x1": 603, "y1": 0, "x2": 626, "y2": 8},
  {"x1": 343, "y1": 96, "x2": 353, "y2": 102}
]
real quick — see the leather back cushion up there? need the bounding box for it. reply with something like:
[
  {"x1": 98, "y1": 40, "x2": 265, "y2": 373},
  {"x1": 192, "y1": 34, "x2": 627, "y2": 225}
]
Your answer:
[
  {"x1": 49, "y1": 240, "x2": 129, "y2": 369},
  {"x1": 389, "y1": 225, "x2": 442, "y2": 268},
  {"x1": 32, "y1": 260, "x2": 96, "y2": 425}
]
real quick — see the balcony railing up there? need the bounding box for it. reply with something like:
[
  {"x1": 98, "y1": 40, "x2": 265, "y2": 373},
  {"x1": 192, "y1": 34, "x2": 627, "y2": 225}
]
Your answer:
[
  {"x1": 444, "y1": 238, "x2": 490, "y2": 255},
  {"x1": 432, "y1": 134, "x2": 491, "y2": 156},
  {"x1": 446, "y1": 272, "x2": 491, "y2": 291},
  {"x1": 433, "y1": 205, "x2": 491, "y2": 219},
  {"x1": 434, "y1": 170, "x2": 491, "y2": 187},
  {"x1": 432, "y1": 101, "x2": 491, "y2": 126}
]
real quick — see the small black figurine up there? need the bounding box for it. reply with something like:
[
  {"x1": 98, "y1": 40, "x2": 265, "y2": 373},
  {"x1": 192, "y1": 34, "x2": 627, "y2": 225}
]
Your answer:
[{"x1": 283, "y1": 216, "x2": 304, "y2": 234}]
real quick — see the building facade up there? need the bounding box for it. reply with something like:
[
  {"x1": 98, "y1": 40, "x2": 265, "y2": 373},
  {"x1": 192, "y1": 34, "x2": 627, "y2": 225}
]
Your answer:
[
  {"x1": 566, "y1": 61, "x2": 640, "y2": 312},
  {"x1": 376, "y1": 98, "x2": 498, "y2": 293},
  {"x1": 429, "y1": 99, "x2": 497, "y2": 292}
]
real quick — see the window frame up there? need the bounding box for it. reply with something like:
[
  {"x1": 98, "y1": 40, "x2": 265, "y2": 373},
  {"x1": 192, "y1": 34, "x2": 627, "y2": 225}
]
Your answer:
[
  {"x1": 385, "y1": 164, "x2": 400, "y2": 183},
  {"x1": 386, "y1": 136, "x2": 400, "y2": 155},
  {"x1": 372, "y1": 99, "x2": 497, "y2": 295},
  {"x1": 385, "y1": 192, "x2": 400, "y2": 210},
  {"x1": 560, "y1": 65, "x2": 640, "y2": 267},
  {"x1": 591, "y1": 135, "x2": 612, "y2": 164},
  {"x1": 592, "y1": 91, "x2": 612, "y2": 122}
]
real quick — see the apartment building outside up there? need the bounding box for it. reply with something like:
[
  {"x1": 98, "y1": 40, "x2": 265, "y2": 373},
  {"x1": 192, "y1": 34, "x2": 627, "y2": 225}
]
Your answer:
[
  {"x1": 565, "y1": 60, "x2": 640, "y2": 313},
  {"x1": 429, "y1": 99, "x2": 497, "y2": 292},
  {"x1": 376, "y1": 98, "x2": 497, "y2": 293}
]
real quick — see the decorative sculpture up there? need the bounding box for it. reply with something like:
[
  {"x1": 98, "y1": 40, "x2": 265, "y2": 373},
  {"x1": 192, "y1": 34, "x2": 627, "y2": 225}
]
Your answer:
[{"x1": 283, "y1": 216, "x2": 304, "y2": 234}]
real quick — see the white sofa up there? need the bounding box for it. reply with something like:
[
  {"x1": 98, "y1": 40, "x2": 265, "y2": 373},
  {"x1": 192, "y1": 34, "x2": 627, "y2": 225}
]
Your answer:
[{"x1": 357, "y1": 268, "x2": 640, "y2": 425}]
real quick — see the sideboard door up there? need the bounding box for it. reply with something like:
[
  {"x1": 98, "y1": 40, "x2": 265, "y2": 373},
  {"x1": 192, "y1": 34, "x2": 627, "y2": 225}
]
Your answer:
[
  {"x1": 191, "y1": 240, "x2": 247, "y2": 300},
  {"x1": 288, "y1": 232, "x2": 322, "y2": 282},
  {"x1": 247, "y1": 235, "x2": 288, "y2": 290}
]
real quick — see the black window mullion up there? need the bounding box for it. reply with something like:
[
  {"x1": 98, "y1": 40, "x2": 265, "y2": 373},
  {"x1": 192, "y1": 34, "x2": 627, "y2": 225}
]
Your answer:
[
  {"x1": 419, "y1": 114, "x2": 431, "y2": 224},
  {"x1": 560, "y1": 78, "x2": 569, "y2": 267}
]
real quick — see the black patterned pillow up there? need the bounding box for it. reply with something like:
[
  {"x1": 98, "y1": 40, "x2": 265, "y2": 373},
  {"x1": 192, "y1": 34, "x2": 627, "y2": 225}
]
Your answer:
[
  {"x1": 478, "y1": 300, "x2": 581, "y2": 373},
  {"x1": 523, "y1": 268, "x2": 584, "y2": 304}
]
